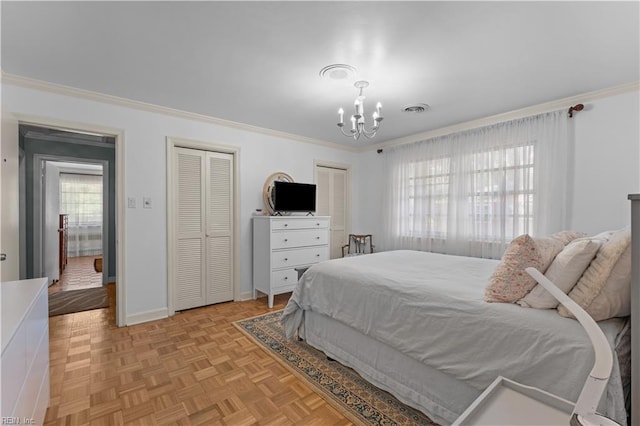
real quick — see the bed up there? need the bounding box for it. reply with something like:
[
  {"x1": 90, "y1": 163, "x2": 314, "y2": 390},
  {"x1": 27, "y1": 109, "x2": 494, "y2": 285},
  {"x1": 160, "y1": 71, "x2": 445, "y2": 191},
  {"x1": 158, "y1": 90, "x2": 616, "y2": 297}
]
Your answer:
[{"x1": 281, "y1": 250, "x2": 631, "y2": 425}]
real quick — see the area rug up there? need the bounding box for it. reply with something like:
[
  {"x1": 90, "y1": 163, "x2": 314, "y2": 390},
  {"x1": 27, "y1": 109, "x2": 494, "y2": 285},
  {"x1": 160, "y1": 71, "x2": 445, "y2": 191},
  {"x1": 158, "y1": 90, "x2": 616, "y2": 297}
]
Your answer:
[
  {"x1": 49, "y1": 286, "x2": 109, "y2": 317},
  {"x1": 234, "y1": 311, "x2": 437, "y2": 426}
]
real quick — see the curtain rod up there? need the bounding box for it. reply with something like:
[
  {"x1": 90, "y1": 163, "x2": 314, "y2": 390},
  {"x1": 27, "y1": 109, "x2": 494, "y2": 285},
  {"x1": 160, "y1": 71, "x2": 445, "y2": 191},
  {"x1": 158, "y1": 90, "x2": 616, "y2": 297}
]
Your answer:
[{"x1": 568, "y1": 104, "x2": 584, "y2": 118}]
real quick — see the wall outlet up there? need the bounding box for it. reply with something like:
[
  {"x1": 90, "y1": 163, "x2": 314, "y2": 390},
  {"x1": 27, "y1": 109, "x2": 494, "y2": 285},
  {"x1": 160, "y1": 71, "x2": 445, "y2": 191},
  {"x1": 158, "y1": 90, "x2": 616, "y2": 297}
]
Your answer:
[
  {"x1": 143, "y1": 197, "x2": 152, "y2": 209},
  {"x1": 128, "y1": 197, "x2": 136, "y2": 208}
]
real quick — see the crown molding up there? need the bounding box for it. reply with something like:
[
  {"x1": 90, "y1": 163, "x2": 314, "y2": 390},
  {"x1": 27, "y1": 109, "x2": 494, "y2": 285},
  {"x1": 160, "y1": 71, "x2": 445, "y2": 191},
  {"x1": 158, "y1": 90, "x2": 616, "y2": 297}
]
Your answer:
[
  {"x1": 1, "y1": 71, "x2": 358, "y2": 153},
  {"x1": 365, "y1": 81, "x2": 640, "y2": 153}
]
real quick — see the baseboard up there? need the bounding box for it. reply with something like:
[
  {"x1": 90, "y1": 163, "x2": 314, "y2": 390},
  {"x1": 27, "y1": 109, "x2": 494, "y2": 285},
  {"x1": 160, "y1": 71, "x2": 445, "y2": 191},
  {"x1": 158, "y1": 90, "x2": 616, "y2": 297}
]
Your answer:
[
  {"x1": 126, "y1": 308, "x2": 168, "y2": 326},
  {"x1": 238, "y1": 291, "x2": 254, "y2": 301}
]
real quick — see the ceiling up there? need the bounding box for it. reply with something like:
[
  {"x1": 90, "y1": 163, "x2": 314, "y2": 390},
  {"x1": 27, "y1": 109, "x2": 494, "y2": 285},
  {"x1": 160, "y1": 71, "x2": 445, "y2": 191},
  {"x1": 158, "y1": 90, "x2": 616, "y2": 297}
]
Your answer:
[{"x1": 2, "y1": 2, "x2": 639, "y2": 148}]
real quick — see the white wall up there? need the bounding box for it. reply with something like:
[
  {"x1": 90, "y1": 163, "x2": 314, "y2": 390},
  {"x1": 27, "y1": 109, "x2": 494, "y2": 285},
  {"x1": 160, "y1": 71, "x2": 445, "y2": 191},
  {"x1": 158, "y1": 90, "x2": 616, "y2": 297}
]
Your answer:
[
  {"x1": 353, "y1": 149, "x2": 386, "y2": 248},
  {"x1": 570, "y1": 90, "x2": 640, "y2": 234},
  {"x1": 357, "y1": 89, "x2": 640, "y2": 247},
  {"x1": 2, "y1": 83, "x2": 361, "y2": 321}
]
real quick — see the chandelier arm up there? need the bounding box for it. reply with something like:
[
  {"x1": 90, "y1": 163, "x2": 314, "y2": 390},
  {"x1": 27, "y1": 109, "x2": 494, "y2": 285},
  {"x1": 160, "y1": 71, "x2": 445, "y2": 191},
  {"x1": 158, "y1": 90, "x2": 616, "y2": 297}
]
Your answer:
[{"x1": 338, "y1": 126, "x2": 357, "y2": 138}]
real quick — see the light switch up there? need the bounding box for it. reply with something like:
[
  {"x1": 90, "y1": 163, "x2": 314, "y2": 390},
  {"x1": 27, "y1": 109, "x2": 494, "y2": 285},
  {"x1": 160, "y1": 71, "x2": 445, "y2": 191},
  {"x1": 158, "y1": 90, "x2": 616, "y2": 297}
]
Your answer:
[
  {"x1": 143, "y1": 197, "x2": 152, "y2": 209},
  {"x1": 128, "y1": 197, "x2": 136, "y2": 208}
]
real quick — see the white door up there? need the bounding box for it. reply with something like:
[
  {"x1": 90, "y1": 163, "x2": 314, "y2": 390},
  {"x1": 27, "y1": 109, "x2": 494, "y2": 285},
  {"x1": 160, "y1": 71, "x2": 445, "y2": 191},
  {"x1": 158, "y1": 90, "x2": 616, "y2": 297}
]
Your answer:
[
  {"x1": 1, "y1": 112, "x2": 19, "y2": 280},
  {"x1": 43, "y1": 162, "x2": 60, "y2": 284},
  {"x1": 205, "y1": 152, "x2": 233, "y2": 304},
  {"x1": 316, "y1": 165, "x2": 348, "y2": 259},
  {"x1": 174, "y1": 147, "x2": 234, "y2": 311}
]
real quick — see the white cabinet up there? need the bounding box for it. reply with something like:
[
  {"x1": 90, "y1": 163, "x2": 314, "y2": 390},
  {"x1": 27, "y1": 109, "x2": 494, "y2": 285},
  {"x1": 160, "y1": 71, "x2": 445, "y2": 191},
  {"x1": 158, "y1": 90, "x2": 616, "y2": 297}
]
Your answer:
[
  {"x1": 253, "y1": 216, "x2": 330, "y2": 307},
  {"x1": 1, "y1": 278, "x2": 49, "y2": 424}
]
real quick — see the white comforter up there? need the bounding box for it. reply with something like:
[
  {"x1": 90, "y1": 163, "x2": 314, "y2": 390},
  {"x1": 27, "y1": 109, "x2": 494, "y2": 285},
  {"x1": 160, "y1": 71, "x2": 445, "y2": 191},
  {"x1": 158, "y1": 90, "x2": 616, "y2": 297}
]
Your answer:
[{"x1": 282, "y1": 250, "x2": 628, "y2": 420}]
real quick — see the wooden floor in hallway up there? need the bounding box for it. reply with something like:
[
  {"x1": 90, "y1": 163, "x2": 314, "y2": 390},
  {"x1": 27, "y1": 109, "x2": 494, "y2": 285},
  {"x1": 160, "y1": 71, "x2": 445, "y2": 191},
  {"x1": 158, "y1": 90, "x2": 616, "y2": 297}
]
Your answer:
[
  {"x1": 49, "y1": 255, "x2": 105, "y2": 294},
  {"x1": 45, "y1": 289, "x2": 351, "y2": 425}
]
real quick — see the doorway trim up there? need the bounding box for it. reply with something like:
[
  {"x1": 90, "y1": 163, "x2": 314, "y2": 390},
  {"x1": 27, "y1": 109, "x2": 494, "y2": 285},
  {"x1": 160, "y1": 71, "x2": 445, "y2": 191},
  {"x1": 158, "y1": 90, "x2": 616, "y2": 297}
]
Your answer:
[
  {"x1": 166, "y1": 136, "x2": 240, "y2": 317},
  {"x1": 15, "y1": 114, "x2": 126, "y2": 327},
  {"x1": 33, "y1": 155, "x2": 109, "y2": 285}
]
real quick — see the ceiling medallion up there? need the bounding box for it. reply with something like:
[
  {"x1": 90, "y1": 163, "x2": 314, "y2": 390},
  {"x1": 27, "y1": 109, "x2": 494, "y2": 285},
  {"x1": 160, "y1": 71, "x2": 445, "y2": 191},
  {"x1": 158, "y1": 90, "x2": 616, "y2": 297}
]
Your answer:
[
  {"x1": 319, "y1": 64, "x2": 357, "y2": 80},
  {"x1": 336, "y1": 80, "x2": 384, "y2": 140}
]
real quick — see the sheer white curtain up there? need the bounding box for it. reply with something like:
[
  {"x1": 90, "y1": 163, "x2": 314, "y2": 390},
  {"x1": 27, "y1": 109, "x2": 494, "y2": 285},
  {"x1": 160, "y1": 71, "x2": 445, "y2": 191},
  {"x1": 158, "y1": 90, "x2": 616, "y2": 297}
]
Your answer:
[
  {"x1": 382, "y1": 110, "x2": 570, "y2": 259},
  {"x1": 59, "y1": 173, "x2": 103, "y2": 257}
]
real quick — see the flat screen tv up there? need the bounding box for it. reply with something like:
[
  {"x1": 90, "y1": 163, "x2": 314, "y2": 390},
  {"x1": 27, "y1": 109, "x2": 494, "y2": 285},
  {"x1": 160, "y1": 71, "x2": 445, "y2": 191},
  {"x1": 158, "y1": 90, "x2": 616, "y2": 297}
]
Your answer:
[{"x1": 272, "y1": 181, "x2": 316, "y2": 213}]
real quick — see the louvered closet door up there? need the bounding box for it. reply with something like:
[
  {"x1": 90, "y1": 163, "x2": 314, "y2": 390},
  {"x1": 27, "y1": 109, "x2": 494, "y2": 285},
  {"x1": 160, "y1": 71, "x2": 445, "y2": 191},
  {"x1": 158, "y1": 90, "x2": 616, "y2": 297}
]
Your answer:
[
  {"x1": 205, "y1": 152, "x2": 234, "y2": 304},
  {"x1": 175, "y1": 148, "x2": 206, "y2": 310},
  {"x1": 316, "y1": 166, "x2": 348, "y2": 259}
]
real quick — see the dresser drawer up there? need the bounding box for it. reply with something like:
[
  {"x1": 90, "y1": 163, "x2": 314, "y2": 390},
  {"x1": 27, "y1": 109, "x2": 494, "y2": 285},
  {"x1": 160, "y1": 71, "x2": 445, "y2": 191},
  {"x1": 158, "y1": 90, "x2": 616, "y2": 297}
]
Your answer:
[
  {"x1": 270, "y1": 269, "x2": 299, "y2": 292},
  {"x1": 271, "y1": 229, "x2": 328, "y2": 249},
  {"x1": 271, "y1": 218, "x2": 329, "y2": 230},
  {"x1": 271, "y1": 246, "x2": 329, "y2": 269}
]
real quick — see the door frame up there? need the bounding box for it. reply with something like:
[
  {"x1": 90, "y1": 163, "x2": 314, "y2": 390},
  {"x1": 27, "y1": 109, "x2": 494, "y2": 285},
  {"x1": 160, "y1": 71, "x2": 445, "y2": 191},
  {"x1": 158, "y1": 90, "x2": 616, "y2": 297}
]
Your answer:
[
  {"x1": 166, "y1": 136, "x2": 240, "y2": 317},
  {"x1": 313, "y1": 160, "x2": 352, "y2": 256},
  {"x1": 14, "y1": 114, "x2": 126, "y2": 327},
  {"x1": 33, "y1": 155, "x2": 109, "y2": 285}
]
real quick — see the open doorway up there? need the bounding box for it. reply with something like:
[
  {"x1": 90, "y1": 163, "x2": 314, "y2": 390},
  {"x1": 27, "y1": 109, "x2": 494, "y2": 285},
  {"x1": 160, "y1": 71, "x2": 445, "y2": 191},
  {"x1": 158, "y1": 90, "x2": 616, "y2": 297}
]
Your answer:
[
  {"x1": 46, "y1": 161, "x2": 104, "y2": 293},
  {"x1": 19, "y1": 124, "x2": 116, "y2": 317}
]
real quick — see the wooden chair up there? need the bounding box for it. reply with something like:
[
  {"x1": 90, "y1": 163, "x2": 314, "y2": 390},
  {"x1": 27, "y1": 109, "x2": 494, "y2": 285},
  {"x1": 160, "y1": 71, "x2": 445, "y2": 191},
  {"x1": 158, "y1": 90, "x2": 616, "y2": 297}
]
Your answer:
[{"x1": 342, "y1": 234, "x2": 374, "y2": 257}]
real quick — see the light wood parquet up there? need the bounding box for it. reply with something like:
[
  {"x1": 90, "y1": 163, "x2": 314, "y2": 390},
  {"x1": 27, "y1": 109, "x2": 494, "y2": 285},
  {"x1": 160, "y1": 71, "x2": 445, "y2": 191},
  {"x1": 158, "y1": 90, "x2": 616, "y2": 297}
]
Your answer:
[
  {"x1": 49, "y1": 256, "x2": 106, "y2": 294},
  {"x1": 45, "y1": 289, "x2": 351, "y2": 425}
]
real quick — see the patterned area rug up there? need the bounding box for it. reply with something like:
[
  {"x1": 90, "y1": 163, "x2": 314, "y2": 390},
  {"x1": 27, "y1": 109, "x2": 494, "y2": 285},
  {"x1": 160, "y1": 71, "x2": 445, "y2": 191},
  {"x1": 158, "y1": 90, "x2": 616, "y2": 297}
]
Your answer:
[
  {"x1": 49, "y1": 286, "x2": 110, "y2": 316},
  {"x1": 234, "y1": 311, "x2": 437, "y2": 426}
]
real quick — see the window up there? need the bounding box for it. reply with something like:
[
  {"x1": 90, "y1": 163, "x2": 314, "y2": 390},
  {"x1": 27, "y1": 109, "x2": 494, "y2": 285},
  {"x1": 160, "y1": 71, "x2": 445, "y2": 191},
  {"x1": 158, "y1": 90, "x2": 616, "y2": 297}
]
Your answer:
[
  {"x1": 405, "y1": 157, "x2": 450, "y2": 239},
  {"x1": 404, "y1": 144, "x2": 534, "y2": 242},
  {"x1": 384, "y1": 109, "x2": 569, "y2": 259},
  {"x1": 467, "y1": 143, "x2": 535, "y2": 241},
  {"x1": 59, "y1": 173, "x2": 103, "y2": 257}
]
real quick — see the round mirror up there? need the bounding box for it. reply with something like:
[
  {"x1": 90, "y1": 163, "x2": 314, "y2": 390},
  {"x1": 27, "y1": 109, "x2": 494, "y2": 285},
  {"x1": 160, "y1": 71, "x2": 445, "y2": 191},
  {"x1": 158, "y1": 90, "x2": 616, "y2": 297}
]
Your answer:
[{"x1": 262, "y1": 172, "x2": 294, "y2": 215}]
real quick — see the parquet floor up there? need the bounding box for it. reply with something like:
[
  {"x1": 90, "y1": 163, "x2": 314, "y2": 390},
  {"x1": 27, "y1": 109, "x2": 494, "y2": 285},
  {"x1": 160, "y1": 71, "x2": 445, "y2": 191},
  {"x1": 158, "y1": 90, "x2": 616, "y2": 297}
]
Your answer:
[
  {"x1": 49, "y1": 256, "x2": 105, "y2": 294},
  {"x1": 45, "y1": 289, "x2": 351, "y2": 425}
]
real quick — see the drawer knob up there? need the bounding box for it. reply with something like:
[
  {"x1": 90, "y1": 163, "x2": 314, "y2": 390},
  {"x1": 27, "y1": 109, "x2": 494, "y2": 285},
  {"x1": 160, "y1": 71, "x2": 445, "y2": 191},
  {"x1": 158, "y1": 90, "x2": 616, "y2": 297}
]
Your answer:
[
  {"x1": 316, "y1": 236, "x2": 320, "y2": 240},
  {"x1": 284, "y1": 276, "x2": 288, "y2": 280},
  {"x1": 316, "y1": 254, "x2": 320, "y2": 257},
  {"x1": 284, "y1": 224, "x2": 288, "y2": 227},
  {"x1": 316, "y1": 223, "x2": 320, "y2": 226},
  {"x1": 284, "y1": 239, "x2": 288, "y2": 242},
  {"x1": 284, "y1": 258, "x2": 288, "y2": 261}
]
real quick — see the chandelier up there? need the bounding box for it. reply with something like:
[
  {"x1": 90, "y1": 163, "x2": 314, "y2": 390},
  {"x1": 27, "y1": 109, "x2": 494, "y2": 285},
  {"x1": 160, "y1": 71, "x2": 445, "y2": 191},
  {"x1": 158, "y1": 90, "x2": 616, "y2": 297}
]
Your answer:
[{"x1": 337, "y1": 80, "x2": 384, "y2": 140}]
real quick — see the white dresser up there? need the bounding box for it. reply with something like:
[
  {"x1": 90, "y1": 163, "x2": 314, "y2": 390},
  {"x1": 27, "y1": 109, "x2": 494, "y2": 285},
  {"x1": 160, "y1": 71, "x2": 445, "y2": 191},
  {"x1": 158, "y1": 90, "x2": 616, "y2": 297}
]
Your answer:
[
  {"x1": 1, "y1": 278, "x2": 50, "y2": 424},
  {"x1": 253, "y1": 216, "x2": 330, "y2": 307}
]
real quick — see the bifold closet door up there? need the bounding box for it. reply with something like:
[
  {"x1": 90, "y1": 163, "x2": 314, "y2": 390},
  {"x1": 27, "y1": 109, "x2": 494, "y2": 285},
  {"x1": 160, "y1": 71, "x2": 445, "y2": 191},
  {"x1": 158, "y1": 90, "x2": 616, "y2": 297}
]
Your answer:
[
  {"x1": 316, "y1": 166, "x2": 347, "y2": 259},
  {"x1": 174, "y1": 147, "x2": 233, "y2": 311},
  {"x1": 205, "y1": 151, "x2": 233, "y2": 305}
]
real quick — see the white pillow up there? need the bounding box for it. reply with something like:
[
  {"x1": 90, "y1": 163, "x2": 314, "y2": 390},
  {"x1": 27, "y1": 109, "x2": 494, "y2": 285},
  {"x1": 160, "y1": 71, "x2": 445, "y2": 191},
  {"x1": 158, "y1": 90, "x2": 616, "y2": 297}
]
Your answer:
[
  {"x1": 558, "y1": 228, "x2": 631, "y2": 319},
  {"x1": 549, "y1": 230, "x2": 586, "y2": 245},
  {"x1": 583, "y1": 243, "x2": 631, "y2": 321},
  {"x1": 517, "y1": 238, "x2": 601, "y2": 309}
]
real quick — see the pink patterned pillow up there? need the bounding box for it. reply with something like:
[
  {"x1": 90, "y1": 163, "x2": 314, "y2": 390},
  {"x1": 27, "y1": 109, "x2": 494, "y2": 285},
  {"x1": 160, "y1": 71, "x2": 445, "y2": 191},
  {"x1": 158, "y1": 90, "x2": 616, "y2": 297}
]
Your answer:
[{"x1": 484, "y1": 234, "x2": 563, "y2": 303}]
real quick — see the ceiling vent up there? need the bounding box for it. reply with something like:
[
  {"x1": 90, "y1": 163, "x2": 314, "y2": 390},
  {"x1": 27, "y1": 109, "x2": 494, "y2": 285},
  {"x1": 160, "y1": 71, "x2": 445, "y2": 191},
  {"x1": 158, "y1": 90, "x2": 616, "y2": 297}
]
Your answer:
[
  {"x1": 319, "y1": 64, "x2": 357, "y2": 80},
  {"x1": 402, "y1": 103, "x2": 430, "y2": 113}
]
